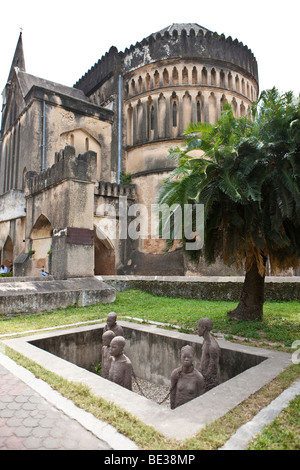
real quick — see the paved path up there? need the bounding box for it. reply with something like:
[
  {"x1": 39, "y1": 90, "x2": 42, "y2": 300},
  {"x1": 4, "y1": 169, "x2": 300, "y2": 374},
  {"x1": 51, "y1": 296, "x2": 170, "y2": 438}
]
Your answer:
[{"x1": 0, "y1": 352, "x2": 138, "y2": 450}]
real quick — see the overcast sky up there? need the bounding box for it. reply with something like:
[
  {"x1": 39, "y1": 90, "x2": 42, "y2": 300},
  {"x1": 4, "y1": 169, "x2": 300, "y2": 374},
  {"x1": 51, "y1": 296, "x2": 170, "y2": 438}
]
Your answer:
[{"x1": 1, "y1": 0, "x2": 299, "y2": 110}]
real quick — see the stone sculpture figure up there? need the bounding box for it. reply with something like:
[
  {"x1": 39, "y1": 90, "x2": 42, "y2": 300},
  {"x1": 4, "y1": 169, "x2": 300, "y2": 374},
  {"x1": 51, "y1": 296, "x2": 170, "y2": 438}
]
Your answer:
[
  {"x1": 108, "y1": 336, "x2": 132, "y2": 390},
  {"x1": 170, "y1": 345, "x2": 204, "y2": 409},
  {"x1": 197, "y1": 318, "x2": 220, "y2": 392},
  {"x1": 101, "y1": 330, "x2": 115, "y2": 379},
  {"x1": 103, "y1": 312, "x2": 124, "y2": 337}
]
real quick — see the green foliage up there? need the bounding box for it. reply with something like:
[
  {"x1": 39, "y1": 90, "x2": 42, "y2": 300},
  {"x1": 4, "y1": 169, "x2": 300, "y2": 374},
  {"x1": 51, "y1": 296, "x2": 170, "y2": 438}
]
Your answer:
[
  {"x1": 120, "y1": 170, "x2": 132, "y2": 185},
  {"x1": 248, "y1": 394, "x2": 300, "y2": 450},
  {"x1": 94, "y1": 362, "x2": 102, "y2": 376},
  {"x1": 158, "y1": 89, "x2": 300, "y2": 275},
  {"x1": 0, "y1": 272, "x2": 13, "y2": 278}
]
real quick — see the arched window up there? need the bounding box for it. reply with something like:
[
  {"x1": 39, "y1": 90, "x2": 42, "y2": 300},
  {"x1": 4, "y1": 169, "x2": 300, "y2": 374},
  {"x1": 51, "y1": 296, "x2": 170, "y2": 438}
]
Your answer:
[
  {"x1": 172, "y1": 101, "x2": 178, "y2": 127},
  {"x1": 127, "y1": 105, "x2": 133, "y2": 146},
  {"x1": 220, "y1": 94, "x2": 228, "y2": 111},
  {"x1": 145, "y1": 73, "x2": 151, "y2": 91},
  {"x1": 130, "y1": 79, "x2": 135, "y2": 96},
  {"x1": 208, "y1": 93, "x2": 217, "y2": 124},
  {"x1": 163, "y1": 68, "x2": 169, "y2": 86},
  {"x1": 183, "y1": 91, "x2": 192, "y2": 130},
  {"x1": 197, "y1": 101, "x2": 201, "y2": 122},
  {"x1": 154, "y1": 71, "x2": 160, "y2": 88},
  {"x1": 172, "y1": 67, "x2": 179, "y2": 85},
  {"x1": 241, "y1": 78, "x2": 245, "y2": 95},
  {"x1": 192, "y1": 66, "x2": 198, "y2": 85},
  {"x1": 240, "y1": 102, "x2": 246, "y2": 116},
  {"x1": 136, "y1": 100, "x2": 143, "y2": 143},
  {"x1": 147, "y1": 97, "x2": 155, "y2": 141},
  {"x1": 231, "y1": 98, "x2": 238, "y2": 118},
  {"x1": 150, "y1": 106, "x2": 155, "y2": 131},
  {"x1": 138, "y1": 76, "x2": 143, "y2": 93},
  {"x1": 158, "y1": 93, "x2": 166, "y2": 138},
  {"x1": 201, "y1": 67, "x2": 207, "y2": 85},
  {"x1": 182, "y1": 67, "x2": 188, "y2": 85},
  {"x1": 196, "y1": 93, "x2": 204, "y2": 123},
  {"x1": 85, "y1": 137, "x2": 89, "y2": 151},
  {"x1": 220, "y1": 70, "x2": 225, "y2": 88},
  {"x1": 211, "y1": 68, "x2": 217, "y2": 86}
]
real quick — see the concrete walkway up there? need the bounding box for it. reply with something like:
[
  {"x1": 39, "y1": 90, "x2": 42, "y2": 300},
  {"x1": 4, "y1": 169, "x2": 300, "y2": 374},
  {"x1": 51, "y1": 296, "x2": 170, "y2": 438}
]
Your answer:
[
  {"x1": 0, "y1": 352, "x2": 138, "y2": 450},
  {"x1": 0, "y1": 350, "x2": 298, "y2": 450}
]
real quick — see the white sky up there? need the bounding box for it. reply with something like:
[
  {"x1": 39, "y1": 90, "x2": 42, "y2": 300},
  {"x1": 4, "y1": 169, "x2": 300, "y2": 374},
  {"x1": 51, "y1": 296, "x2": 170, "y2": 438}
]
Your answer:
[{"x1": 1, "y1": 0, "x2": 299, "y2": 111}]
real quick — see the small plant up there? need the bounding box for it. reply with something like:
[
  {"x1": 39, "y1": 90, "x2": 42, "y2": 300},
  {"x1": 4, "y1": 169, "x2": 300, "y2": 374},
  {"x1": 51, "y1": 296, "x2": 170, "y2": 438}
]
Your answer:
[
  {"x1": 94, "y1": 362, "x2": 102, "y2": 376},
  {"x1": 120, "y1": 171, "x2": 132, "y2": 185},
  {"x1": 28, "y1": 249, "x2": 35, "y2": 258}
]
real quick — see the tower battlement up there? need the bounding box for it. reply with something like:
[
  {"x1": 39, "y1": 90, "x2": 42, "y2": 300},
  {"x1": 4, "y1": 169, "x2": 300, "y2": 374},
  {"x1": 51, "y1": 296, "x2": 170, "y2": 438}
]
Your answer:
[{"x1": 74, "y1": 25, "x2": 258, "y2": 96}]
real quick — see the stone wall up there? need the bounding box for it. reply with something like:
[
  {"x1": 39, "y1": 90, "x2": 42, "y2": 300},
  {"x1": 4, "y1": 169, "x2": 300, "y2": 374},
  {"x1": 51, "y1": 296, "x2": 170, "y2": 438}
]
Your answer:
[{"x1": 100, "y1": 275, "x2": 300, "y2": 302}]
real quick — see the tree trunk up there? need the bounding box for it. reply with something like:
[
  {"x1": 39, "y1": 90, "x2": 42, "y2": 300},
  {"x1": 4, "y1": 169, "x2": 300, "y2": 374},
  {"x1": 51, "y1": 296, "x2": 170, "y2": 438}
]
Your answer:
[{"x1": 228, "y1": 261, "x2": 265, "y2": 321}]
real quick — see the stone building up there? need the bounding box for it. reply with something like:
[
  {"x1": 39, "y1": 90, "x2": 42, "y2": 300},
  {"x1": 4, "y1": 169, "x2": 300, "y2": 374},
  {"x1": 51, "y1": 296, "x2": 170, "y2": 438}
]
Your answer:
[{"x1": 0, "y1": 24, "x2": 259, "y2": 279}]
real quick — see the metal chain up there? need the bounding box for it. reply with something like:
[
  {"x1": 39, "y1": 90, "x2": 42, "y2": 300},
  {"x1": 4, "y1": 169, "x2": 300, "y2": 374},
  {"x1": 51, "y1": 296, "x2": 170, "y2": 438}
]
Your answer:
[{"x1": 131, "y1": 369, "x2": 172, "y2": 405}]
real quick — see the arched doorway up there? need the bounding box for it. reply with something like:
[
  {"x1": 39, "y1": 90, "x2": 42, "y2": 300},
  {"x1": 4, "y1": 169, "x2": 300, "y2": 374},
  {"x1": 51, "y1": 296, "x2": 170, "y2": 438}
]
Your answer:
[
  {"x1": 3, "y1": 236, "x2": 13, "y2": 269},
  {"x1": 30, "y1": 215, "x2": 53, "y2": 274},
  {"x1": 94, "y1": 226, "x2": 116, "y2": 275}
]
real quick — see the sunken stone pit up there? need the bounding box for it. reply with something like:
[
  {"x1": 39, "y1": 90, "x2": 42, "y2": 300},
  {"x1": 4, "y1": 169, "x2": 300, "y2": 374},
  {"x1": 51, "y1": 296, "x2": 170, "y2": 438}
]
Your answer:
[{"x1": 3, "y1": 321, "x2": 291, "y2": 440}]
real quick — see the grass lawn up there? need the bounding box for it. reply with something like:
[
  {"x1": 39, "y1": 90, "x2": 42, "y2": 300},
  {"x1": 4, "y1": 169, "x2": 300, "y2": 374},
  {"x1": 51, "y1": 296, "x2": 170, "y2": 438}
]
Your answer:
[
  {"x1": 248, "y1": 395, "x2": 300, "y2": 450},
  {"x1": 1, "y1": 288, "x2": 299, "y2": 450},
  {"x1": 1, "y1": 289, "x2": 299, "y2": 348}
]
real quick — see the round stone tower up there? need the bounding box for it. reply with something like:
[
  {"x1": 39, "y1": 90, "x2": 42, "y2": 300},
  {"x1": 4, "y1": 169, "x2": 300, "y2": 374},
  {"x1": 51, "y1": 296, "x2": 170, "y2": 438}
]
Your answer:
[
  {"x1": 120, "y1": 23, "x2": 258, "y2": 179},
  {"x1": 75, "y1": 23, "x2": 259, "y2": 274}
]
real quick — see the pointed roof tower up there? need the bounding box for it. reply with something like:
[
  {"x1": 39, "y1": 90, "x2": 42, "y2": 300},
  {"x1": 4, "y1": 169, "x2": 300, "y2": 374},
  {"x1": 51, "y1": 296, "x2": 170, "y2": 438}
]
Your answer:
[{"x1": 7, "y1": 32, "x2": 26, "y2": 83}]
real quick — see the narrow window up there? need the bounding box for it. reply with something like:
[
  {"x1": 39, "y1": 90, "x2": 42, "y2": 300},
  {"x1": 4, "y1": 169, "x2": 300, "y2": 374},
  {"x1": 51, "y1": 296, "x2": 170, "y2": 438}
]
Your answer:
[
  {"x1": 241, "y1": 78, "x2": 245, "y2": 95},
  {"x1": 192, "y1": 67, "x2": 198, "y2": 85},
  {"x1": 150, "y1": 106, "x2": 155, "y2": 131},
  {"x1": 138, "y1": 76, "x2": 143, "y2": 93},
  {"x1": 197, "y1": 101, "x2": 201, "y2": 122},
  {"x1": 145, "y1": 73, "x2": 151, "y2": 91},
  {"x1": 220, "y1": 70, "x2": 225, "y2": 88},
  {"x1": 131, "y1": 79, "x2": 135, "y2": 96},
  {"x1": 172, "y1": 67, "x2": 179, "y2": 85},
  {"x1": 172, "y1": 102, "x2": 177, "y2": 127},
  {"x1": 211, "y1": 68, "x2": 216, "y2": 86},
  {"x1": 163, "y1": 69, "x2": 169, "y2": 86},
  {"x1": 182, "y1": 67, "x2": 188, "y2": 85}
]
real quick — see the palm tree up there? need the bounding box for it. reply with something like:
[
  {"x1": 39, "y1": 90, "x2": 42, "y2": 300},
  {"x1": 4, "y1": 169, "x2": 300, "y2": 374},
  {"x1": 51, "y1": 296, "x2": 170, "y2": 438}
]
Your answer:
[{"x1": 158, "y1": 89, "x2": 300, "y2": 321}]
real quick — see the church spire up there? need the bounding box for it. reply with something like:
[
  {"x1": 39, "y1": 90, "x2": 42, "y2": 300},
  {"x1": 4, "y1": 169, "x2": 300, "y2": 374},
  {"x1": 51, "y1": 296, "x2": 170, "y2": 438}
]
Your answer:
[{"x1": 7, "y1": 32, "x2": 26, "y2": 83}]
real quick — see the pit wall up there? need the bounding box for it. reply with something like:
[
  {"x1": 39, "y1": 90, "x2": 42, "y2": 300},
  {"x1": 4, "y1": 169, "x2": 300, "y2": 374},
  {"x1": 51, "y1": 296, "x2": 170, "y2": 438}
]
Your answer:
[{"x1": 29, "y1": 323, "x2": 266, "y2": 387}]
